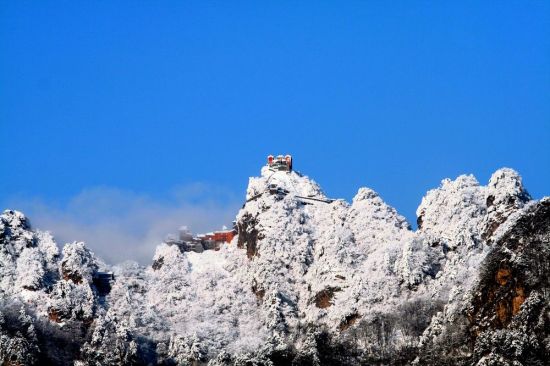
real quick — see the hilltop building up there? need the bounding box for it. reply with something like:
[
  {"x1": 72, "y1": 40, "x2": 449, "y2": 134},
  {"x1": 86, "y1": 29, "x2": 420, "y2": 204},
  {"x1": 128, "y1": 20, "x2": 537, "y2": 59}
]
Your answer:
[{"x1": 166, "y1": 224, "x2": 237, "y2": 253}]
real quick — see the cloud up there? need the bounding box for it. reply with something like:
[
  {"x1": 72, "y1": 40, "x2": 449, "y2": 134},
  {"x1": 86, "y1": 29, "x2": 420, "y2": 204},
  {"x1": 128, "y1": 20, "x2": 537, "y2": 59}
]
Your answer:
[{"x1": 3, "y1": 184, "x2": 242, "y2": 265}]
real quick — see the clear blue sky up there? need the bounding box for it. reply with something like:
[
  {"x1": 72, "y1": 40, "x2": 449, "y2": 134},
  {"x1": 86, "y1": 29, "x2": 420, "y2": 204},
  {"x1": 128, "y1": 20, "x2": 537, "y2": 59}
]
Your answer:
[{"x1": 1, "y1": 1, "x2": 549, "y2": 229}]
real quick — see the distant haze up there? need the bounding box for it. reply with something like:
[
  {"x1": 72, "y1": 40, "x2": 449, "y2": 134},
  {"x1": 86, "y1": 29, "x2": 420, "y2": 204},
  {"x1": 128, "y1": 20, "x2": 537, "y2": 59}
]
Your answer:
[{"x1": 5, "y1": 184, "x2": 241, "y2": 265}]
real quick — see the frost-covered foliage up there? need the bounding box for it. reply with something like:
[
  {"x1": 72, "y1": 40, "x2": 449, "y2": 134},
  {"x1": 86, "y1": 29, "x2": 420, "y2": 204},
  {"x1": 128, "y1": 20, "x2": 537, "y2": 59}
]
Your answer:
[
  {"x1": 47, "y1": 280, "x2": 97, "y2": 322},
  {"x1": 0, "y1": 211, "x2": 59, "y2": 297},
  {"x1": 60, "y1": 241, "x2": 98, "y2": 284},
  {"x1": 79, "y1": 313, "x2": 139, "y2": 366},
  {"x1": 0, "y1": 167, "x2": 547, "y2": 365},
  {"x1": 101, "y1": 243, "x2": 266, "y2": 362},
  {"x1": 0, "y1": 304, "x2": 40, "y2": 366},
  {"x1": 416, "y1": 197, "x2": 550, "y2": 366}
]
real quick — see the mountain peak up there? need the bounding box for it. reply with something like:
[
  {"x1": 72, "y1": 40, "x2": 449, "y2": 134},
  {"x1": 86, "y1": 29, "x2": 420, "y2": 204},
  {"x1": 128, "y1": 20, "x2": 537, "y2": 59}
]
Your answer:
[
  {"x1": 1, "y1": 209, "x2": 30, "y2": 231},
  {"x1": 488, "y1": 167, "x2": 531, "y2": 204},
  {"x1": 1, "y1": 166, "x2": 548, "y2": 365}
]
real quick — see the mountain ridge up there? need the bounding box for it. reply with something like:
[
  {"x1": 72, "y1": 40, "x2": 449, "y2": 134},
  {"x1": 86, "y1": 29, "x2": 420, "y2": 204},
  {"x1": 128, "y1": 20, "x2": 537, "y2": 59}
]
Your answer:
[{"x1": 0, "y1": 166, "x2": 548, "y2": 365}]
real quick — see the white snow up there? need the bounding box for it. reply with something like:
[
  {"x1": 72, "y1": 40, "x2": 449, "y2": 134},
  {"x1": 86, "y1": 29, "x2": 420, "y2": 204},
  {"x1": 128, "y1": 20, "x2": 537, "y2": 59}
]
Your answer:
[
  {"x1": 186, "y1": 249, "x2": 227, "y2": 274},
  {"x1": 0, "y1": 166, "x2": 538, "y2": 362}
]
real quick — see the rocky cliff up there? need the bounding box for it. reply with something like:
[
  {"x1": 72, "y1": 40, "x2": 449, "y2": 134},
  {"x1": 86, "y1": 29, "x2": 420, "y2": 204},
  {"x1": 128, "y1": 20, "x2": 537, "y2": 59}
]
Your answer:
[{"x1": 0, "y1": 167, "x2": 548, "y2": 365}]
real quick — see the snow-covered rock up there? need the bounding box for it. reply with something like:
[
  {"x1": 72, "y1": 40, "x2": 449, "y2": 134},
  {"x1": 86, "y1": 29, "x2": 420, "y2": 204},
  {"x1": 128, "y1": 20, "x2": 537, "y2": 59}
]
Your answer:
[{"x1": 0, "y1": 166, "x2": 547, "y2": 365}]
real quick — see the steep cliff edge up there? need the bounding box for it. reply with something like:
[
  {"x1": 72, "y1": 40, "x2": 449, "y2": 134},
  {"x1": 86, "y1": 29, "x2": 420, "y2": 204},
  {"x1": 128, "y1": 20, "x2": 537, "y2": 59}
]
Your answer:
[
  {"x1": 0, "y1": 167, "x2": 547, "y2": 365},
  {"x1": 416, "y1": 198, "x2": 550, "y2": 365}
]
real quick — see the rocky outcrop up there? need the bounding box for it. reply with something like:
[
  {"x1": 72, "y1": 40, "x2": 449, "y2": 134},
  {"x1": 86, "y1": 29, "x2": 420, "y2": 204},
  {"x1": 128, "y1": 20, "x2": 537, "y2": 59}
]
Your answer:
[
  {"x1": 482, "y1": 168, "x2": 531, "y2": 240},
  {"x1": 0, "y1": 210, "x2": 59, "y2": 295},
  {"x1": 236, "y1": 212, "x2": 262, "y2": 259},
  {"x1": 313, "y1": 287, "x2": 341, "y2": 309},
  {"x1": 416, "y1": 198, "x2": 550, "y2": 365},
  {"x1": 0, "y1": 167, "x2": 547, "y2": 365},
  {"x1": 468, "y1": 198, "x2": 550, "y2": 364}
]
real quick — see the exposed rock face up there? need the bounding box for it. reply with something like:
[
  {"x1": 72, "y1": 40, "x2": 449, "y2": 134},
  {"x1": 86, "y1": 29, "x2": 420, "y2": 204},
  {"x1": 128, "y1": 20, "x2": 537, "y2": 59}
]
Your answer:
[
  {"x1": 469, "y1": 198, "x2": 549, "y2": 363},
  {"x1": 416, "y1": 198, "x2": 550, "y2": 365},
  {"x1": 236, "y1": 212, "x2": 262, "y2": 259},
  {"x1": 0, "y1": 167, "x2": 547, "y2": 365},
  {"x1": 482, "y1": 168, "x2": 531, "y2": 240},
  {"x1": 313, "y1": 287, "x2": 341, "y2": 309}
]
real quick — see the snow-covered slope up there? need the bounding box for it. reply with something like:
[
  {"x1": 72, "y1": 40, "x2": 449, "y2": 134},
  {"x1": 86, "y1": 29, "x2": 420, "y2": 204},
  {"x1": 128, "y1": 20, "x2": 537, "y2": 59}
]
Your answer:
[{"x1": 0, "y1": 167, "x2": 547, "y2": 365}]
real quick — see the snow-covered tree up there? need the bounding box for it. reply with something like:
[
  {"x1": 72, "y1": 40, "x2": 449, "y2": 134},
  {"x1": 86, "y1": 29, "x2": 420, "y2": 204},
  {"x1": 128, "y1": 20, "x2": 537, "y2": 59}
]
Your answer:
[
  {"x1": 15, "y1": 247, "x2": 46, "y2": 291},
  {"x1": 60, "y1": 241, "x2": 98, "y2": 284},
  {"x1": 0, "y1": 167, "x2": 547, "y2": 365},
  {"x1": 80, "y1": 313, "x2": 139, "y2": 365}
]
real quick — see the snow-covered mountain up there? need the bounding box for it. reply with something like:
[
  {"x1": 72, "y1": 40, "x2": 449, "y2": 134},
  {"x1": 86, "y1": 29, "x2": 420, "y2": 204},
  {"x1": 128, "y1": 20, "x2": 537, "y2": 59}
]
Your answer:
[{"x1": 1, "y1": 166, "x2": 548, "y2": 365}]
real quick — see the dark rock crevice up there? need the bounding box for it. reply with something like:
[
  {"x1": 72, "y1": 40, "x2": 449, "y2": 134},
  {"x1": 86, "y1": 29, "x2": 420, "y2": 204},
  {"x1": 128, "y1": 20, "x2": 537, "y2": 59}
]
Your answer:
[
  {"x1": 313, "y1": 287, "x2": 341, "y2": 309},
  {"x1": 237, "y1": 213, "x2": 263, "y2": 259}
]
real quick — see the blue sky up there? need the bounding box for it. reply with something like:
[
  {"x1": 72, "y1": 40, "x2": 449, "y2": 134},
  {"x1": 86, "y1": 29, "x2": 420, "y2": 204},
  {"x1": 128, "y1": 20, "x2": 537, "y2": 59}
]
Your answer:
[{"x1": 1, "y1": 2, "x2": 548, "y2": 263}]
